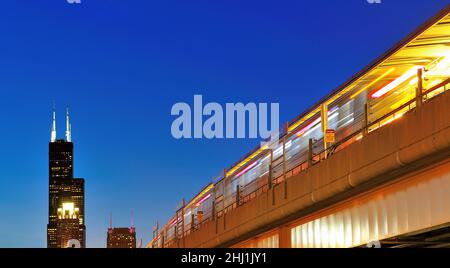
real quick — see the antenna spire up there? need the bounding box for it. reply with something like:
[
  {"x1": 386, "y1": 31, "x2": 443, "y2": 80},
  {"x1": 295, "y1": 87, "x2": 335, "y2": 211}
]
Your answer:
[
  {"x1": 108, "y1": 212, "x2": 113, "y2": 234},
  {"x1": 130, "y1": 210, "x2": 136, "y2": 233},
  {"x1": 51, "y1": 103, "x2": 57, "y2": 142},
  {"x1": 65, "y1": 106, "x2": 72, "y2": 142}
]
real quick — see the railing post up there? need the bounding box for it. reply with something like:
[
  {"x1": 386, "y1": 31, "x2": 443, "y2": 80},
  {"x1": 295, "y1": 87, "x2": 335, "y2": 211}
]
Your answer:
[
  {"x1": 236, "y1": 184, "x2": 240, "y2": 207},
  {"x1": 416, "y1": 67, "x2": 423, "y2": 109},
  {"x1": 182, "y1": 199, "x2": 185, "y2": 239},
  {"x1": 272, "y1": 183, "x2": 276, "y2": 206},
  {"x1": 282, "y1": 135, "x2": 287, "y2": 199},
  {"x1": 363, "y1": 103, "x2": 369, "y2": 137},
  {"x1": 308, "y1": 138, "x2": 313, "y2": 167},
  {"x1": 321, "y1": 103, "x2": 328, "y2": 159},
  {"x1": 268, "y1": 164, "x2": 273, "y2": 189},
  {"x1": 268, "y1": 148, "x2": 273, "y2": 188},
  {"x1": 212, "y1": 187, "x2": 216, "y2": 221}
]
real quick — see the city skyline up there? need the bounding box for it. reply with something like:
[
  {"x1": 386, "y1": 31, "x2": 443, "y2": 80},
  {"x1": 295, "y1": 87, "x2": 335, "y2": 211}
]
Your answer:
[{"x1": 0, "y1": 1, "x2": 449, "y2": 248}]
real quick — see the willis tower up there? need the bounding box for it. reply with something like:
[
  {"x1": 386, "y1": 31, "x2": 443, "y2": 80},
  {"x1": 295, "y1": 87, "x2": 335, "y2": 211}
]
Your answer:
[{"x1": 47, "y1": 108, "x2": 86, "y2": 248}]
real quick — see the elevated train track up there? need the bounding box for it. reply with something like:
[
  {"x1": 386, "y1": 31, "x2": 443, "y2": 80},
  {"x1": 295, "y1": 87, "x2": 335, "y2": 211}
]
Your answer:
[{"x1": 149, "y1": 5, "x2": 450, "y2": 248}]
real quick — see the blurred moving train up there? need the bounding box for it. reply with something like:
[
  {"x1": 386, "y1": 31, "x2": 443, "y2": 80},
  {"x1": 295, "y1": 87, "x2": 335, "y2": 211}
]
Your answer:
[{"x1": 149, "y1": 6, "x2": 450, "y2": 248}]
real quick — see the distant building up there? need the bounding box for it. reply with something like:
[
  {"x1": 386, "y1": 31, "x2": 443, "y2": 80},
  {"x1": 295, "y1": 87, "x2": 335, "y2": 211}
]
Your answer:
[
  {"x1": 107, "y1": 227, "x2": 137, "y2": 248},
  {"x1": 47, "y1": 108, "x2": 86, "y2": 248}
]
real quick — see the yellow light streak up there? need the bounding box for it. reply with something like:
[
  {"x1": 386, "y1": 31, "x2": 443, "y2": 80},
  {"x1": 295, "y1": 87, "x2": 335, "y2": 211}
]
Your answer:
[
  {"x1": 185, "y1": 184, "x2": 214, "y2": 209},
  {"x1": 225, "y1": 145, "x2": 268, "y2": 177},
  {"x1": 350, "y1": 67, "x2": 396, "y2": 99},
  {"x1": 381, "y1": 113, "x2": 404, "y2": 127},
  {"x1": 409, "y1": 77, "x2": 418, "y2": 86},
  {"x1": 389, "y1": 92, "x2": 415, "y2": 110},
  {"x1": 288, "y1": 109, "x2": 320, "y2": 133},
  {"x1": 436, "y1": 54, "x2": 450, "y2": 70},
  {"x1": 371, "y1": 66, "x2": 421, "y2": 98},
  {"x1": 428, "y1": 79, "x2": 443, "y2": 88}
]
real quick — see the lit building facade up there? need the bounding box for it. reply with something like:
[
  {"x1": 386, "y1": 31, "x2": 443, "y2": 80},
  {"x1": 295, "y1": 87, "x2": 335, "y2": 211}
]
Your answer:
[
  {"x1": 56, "y1": 202, "x2": 84, "y2": 248},
  {"x1": 107, "y1": 227, "x2": 137, "y2": 248},
  {"x1": 47, "y1": 108, "x2": 86, "y2": 248}
]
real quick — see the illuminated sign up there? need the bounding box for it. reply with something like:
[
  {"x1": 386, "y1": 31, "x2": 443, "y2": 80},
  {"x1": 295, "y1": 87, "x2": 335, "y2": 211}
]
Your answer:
[{"x1": 325, "y1": 129, "x2": 335, "y2": 143}]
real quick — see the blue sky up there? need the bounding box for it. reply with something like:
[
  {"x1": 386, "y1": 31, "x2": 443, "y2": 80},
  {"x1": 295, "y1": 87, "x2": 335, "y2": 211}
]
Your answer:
[{"x1": 0, "y1": 0, "x2": 448, "y2": 247}]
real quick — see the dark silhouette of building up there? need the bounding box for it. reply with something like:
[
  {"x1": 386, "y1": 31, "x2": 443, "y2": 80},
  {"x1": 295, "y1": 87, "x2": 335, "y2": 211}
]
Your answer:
[
  {"x1": 47, "y1": 108, "x2": 86, "y2": 248},
  {"x1": 107, "y1": 228, "x2": 137, "y2": 248}
]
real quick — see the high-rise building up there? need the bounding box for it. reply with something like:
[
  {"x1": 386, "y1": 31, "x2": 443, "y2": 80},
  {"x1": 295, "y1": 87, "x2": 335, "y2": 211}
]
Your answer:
[
  {"x1": 47, "y1": 108, "x2": 86, "y2": 248},
  {"x1": 107, "y1": 228, "x2": 137, "y2": 248}
]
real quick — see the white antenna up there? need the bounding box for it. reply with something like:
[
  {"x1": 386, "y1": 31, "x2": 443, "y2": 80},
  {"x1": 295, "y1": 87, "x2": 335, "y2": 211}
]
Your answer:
[
  {"x1": 51, "y1": 103, "x2": 57, "y2": 142},
  {"x1": 65, "y1": 106, "x2": 72, "y2": 142}
]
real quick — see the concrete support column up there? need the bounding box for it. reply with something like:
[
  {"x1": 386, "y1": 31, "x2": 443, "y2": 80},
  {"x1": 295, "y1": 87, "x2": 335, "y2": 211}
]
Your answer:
[{"x1": 278, "y1": 225, "x2": 291, "y2": 248}]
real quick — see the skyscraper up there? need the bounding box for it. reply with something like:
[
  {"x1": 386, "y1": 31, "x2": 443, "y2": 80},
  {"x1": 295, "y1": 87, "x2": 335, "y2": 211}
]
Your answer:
[
  {"x1": 47, "y1": 108, "x2": 86, "y2": 248},
  {"x1": 106, "y1": 215, "x2": 137, "y2": 248}
]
